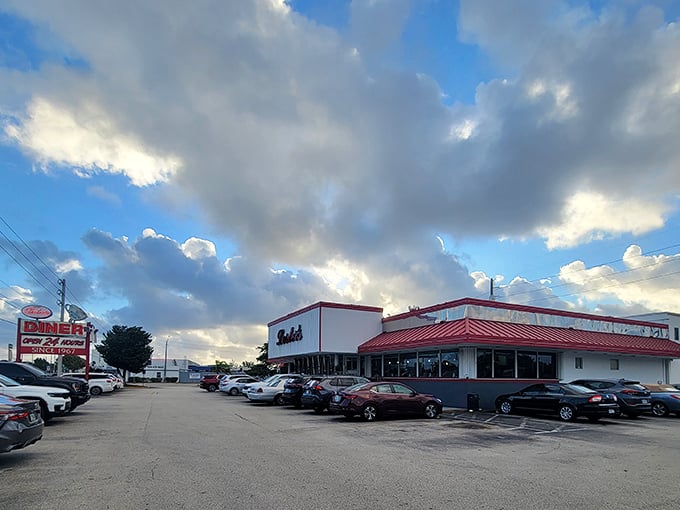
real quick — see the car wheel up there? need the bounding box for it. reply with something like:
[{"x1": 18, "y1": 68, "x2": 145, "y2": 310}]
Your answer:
[
  {"x1": 424, "y1": 402, "x2": 440, "y2": 419},
  {"x1": 229, "y1": 388, "x2": 239, "y2": 396},
  {"x1": 90, "y1": 386, "x2": 103, "y2": 396},
  {"x1": 498, "y1": 400, "x2": 513, "y2": 415},
  {"x1": 207, "y1": 384, "x2": 217, "y2": 392},
  {"x1": 558, "y1": 405, "x2": 576, "y2": 422},
  {"x1": 362, "y1": 404, "x2": 378, "y2": 421},
  {"x1": 39, "y1": 401, "x2": 51, "y2": 422},
  {"x1": 652, "y1": 402, "x2": 669, "y2": 417},
  {"x1": 274, "y1": 394, "x2": 285, "y2": 406}
]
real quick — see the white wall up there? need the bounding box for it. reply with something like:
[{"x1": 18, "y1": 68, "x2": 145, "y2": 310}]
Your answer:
[
  {"x1": 320, "y1": 308, "x2": 383, "y2": 353},
  {"x1": 268, "y1": 308, "x2": 321, "y2": 359},
  {"x1": 561, "y1": 351, "x2": 667, "y2": 383}
]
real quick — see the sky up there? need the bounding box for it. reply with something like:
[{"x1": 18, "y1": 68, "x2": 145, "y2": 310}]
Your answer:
[{"x1": 1, "y1": 0, "x2": 680, "y2": 366}]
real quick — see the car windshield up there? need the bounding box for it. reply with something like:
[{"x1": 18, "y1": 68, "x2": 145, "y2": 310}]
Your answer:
[{"x1": 0, "y1": 374, "x2": 21, "y2": 387}]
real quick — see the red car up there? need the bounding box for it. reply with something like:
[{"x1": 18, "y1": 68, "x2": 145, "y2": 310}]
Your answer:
[
  {"x1": 329, "y1": 381, "x2": 443, "y2": 421},
  {"x1": 199, "y1": 374, "x2": 225, "y2": 392}
]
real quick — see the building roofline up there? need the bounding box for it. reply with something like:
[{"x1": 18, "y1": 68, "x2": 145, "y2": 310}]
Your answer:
[{"x1": 268, "y1": 301, "x2": 383, "y2": 327}]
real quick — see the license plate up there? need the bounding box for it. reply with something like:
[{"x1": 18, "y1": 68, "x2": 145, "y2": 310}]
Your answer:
[
  {"x1": 332, "y1": 395, "x2": 342, "y2": 403},
  {"x1": 642, "y1": 399, "x2": 649, "y2": 404},
  {"x1": 28, "y1": 412, "x2": 40, "y2": 423},
  {"x1": 608, "y1": 409, "x2": 615, "y2": 414}
]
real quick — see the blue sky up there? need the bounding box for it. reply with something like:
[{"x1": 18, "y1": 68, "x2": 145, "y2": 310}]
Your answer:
[{"x1": 1, "y1": 0, "x2": 680, "y2": 365}]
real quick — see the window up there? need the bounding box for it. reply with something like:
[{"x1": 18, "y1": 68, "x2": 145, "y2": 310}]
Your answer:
[
  {"x1": 538, "y1": 353, "x2": 557, "y2": 378},
  {"x1": 574, "y1": 357, "x2": 583, "y2": 369},
  {"x1": 370, "y1": 356, "x2": 382, "y2": 378},
  {"x1": 418, "y1": 352, "x2": 439, "y2": 378},
  {"x1": 517, "y1": 351, "x2": 537, "y2": 378},
  {"x1": 345, "y1": 356, "x2": 358, "y2": 373},
  {"x1": 477, "y1": 349, "x2": 492, "y2": 378},
  {"x1": 399, "y1": 353, "x2": 417, "y2": 377},
  {"x1": 383, "y1": 354, "x2": 399, "y2": 377},
  {"x1": 392, "y1": 383, "x2": 413, "y2": 394},
  {"x1": 373, "y1": 383, "x2": 392, "y2": 393},
  {"x1": 610, "y1": 359, "x2": 620, "y2": 370},
  {"x1": 494, "y1": 350, "x2": 515, "y2": 378},
  {"x1": 675, "y1": 327, "x2": 679, "y2": 341},
  {"x1": 440, "y1": 351, "x2": 459, "y2": 378}
]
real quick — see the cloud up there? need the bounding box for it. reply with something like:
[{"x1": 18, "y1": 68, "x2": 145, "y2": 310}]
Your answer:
[
  {"x1": 558, "y1": 244, "x2": 680, "y2": 311},
  {"x1": 87, "y1": 185, "x2": 121, "y2": 206}
]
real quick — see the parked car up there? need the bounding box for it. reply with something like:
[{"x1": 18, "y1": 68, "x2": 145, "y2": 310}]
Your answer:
[
  {"x1": 641, "y1": 384, "x2": 680, "y2": 417},
  {"x1": 0, "y1": 394, "x2": 44, "y2": 453},
  {"x1": 62, "y1": 372, "x2": 115, "y2": 396},
  {"x1": 329, "y1": 381, "x2": 443, "y2": 421},
  {"x1": 219, "y1": 376, "x2": 259, "y2": 396},
  {"x1": 244, "y1": 377, "x2": 292, "y2": 405},
  {"x1": 279, "y1": 376, "x2": 311, "y2": 407},
  {"x1": 301, "y1": 376, "x2": 370, "y2": 413},
  {"x1": 0, "y1": 361, "x2": 90, "y2": 411},
  {"x1": 0, "y1": 374, "x2": 71, "y2": 421},
  {"x1": 495, "y1": 383, "x2": 620, "y2": 422},
  {"x1": 568, "y1": 378, "x2": 651, "y2": 417},
  {"x1": 241, "y1": 374, "x2": 302, "y2": 397},
  {"x1": 199, "y1": 374, "x2": 227, "y2": 392}
]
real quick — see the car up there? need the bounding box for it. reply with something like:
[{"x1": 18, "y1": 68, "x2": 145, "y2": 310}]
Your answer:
[
  {"x1": 495, "y1": 382, "x2": 620, "y2": 422},
  {"x1": 0, "y1": 394, "x2": 44, "y2": 453},
  {"x1": 0, "y1": 374, "x2": 71, "y2": 421},
  {"x1": 568, "y1": 378, "x2": 652, "y2": 417},
  {"x1": 241, "y1": 374, "x2": 302, "y2": 397},
  {"x1": 0, "y1": 361, "x2": 90, "y2": 411},
  {"x1": 301, "y1": 376, "x2": 370, "y2": 413},
  {"x1": 328, "y1": 381, "x2": 443, "y2": 421},
  {"x1": 218, "y1": 373, "x2": 254, "y2": 392},
  {"x1": 641, "y1": 384, "x2": 680, "y2": 417},
  {"x1": 279, "y1": 376, "x2": 310, "y2": 407},
  {"x1": 219, "y1": 376, "x2": 259, "y2": 396},
  {"x1": 199, "y1": 374, "x2": 226, "y2": 392},
  {"x1": 62, "y1": 372, "x2": 116, "y2": 396},
  {"x1": 243, "y1": 377, "x2": 292, "y2": 405}
]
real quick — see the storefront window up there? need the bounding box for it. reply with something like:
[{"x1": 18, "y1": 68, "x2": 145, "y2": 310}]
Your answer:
[
  {"x1": 384, "y1": 354, "x2": 399, "y2": 377},
  {"x1": 494, "y1": 350, "x2": 515, "y2": 378},
  {"x1": 400, "y1": 352, "x2": 417, "y2": 377},
  {"x1": 370, "y1": 356, "x2": 382, "y2": 379},
  {"x1": 477, "y1": 349, "x2": 492, "y2": 378},
  {"x1": 418, "y1": 352, "x2": 439, "y2": 378},
  {"x1": 538, "y1": 352, "x2": 557, "y2": 378},
  {"x1": 440, "y1": 351, "x2": 458, "y2": 378},
  {"x1": 517, "y1": 351, "x2": 537, "y2": 378}
]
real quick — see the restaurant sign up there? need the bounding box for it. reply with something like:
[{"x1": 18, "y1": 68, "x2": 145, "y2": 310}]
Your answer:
[{"x1": 16, "y1": 318, "x2": 90, "y2": 356}]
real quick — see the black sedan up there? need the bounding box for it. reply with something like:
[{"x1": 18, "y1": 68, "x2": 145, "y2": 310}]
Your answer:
[
  {"x1": 0, "y1": 394, "x2": 44, "y2": 453},
  {"x1": 495, "y1": 383, "x2": 620, "y2": 422}
]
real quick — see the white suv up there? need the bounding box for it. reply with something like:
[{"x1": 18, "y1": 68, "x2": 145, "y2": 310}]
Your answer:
[
  {"x1": 63, "y1": 373, "x2": 116, "y2": 396},
  {"x1": 0, "y1": 373, "x2": 71, "y2": 421}
]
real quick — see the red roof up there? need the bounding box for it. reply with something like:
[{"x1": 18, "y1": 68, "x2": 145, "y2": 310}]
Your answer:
[{"x1": 358, "y1": 318, "x2": 680, "y2": 357}]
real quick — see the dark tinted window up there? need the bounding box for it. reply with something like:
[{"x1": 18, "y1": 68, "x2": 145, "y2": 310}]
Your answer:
[
  {"x1": 477, "y1": 349, "x2": 492, "y2": 378},
  {"x1": 0, "y1": 364, "x2": 29, "y2": 379}
]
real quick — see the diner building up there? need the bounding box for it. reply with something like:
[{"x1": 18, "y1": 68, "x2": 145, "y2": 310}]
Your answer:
[{"x1": 268, "y1": 298, "x2": 680, "y2": 409}]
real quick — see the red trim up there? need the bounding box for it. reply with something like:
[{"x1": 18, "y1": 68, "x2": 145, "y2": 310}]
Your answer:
[
  {"x1": 268, "y1": 301, "x2": 383, "y2": 327},
  {"x1": 382, "y1": 297, "x2": 669, "y2": 329}
]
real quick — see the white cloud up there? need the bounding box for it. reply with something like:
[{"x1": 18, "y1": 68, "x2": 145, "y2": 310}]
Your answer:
[
  {"x1": 181, "y1": 238, "x2": 217, "y2": 260},
  {"x1": 537, "y1": 192, "x2": 668, "y2": 250},
  {"x1": 4, "y1": 97, "x2": 181, "y2": 187},
  {"x1": 559, "y1": 244, "x2": 680, "y2": 311}
]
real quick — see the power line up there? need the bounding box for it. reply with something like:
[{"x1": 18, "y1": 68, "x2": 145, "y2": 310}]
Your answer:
[{"x1": 0, "y1": 214, "x2": 60, "y2": 281}]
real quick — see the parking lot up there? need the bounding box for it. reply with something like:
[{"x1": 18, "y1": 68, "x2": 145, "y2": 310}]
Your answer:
[{"x1": 2, "y1": 384, "x2": 679, "y2": 510}]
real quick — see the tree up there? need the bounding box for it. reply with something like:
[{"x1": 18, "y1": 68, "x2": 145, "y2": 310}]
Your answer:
[
  {"x1": 214, "y1": 360, "x2": 234, "y2": 373},
  {"x1": 96, "y1": 325, "x2": 153, "y2": 381},
  {"x1": 63, "y1": 355, "x2": 86, "y2": 371},
  {"x1": 33, "y1": 358, "x2": 50, "y2": 371},
  {"x1": 247, "y1": 342, "x2": 276, "y2": 377}
]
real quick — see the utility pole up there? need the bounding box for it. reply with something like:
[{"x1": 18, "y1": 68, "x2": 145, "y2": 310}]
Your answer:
[
  {"x1": 163, "y1": 338, "x2": 169, "y2": 383},
  {"x1": 56, "y1": 278, "x2": 66, "y2": 375}
]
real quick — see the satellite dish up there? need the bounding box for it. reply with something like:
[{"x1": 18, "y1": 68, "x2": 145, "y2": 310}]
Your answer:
[{"x1": 66, "y1": 304, "x2": 88, "y2": 322}]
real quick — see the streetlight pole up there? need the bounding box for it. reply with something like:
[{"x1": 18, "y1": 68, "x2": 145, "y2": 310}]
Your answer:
[{"x1": 163, "y1": 338, "x2": 169, "y2": 383}]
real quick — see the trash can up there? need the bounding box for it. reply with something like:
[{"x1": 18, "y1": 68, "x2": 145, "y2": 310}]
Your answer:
[{"x1": 467, "y1": 393, "x2": 480, "y2": 412}]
